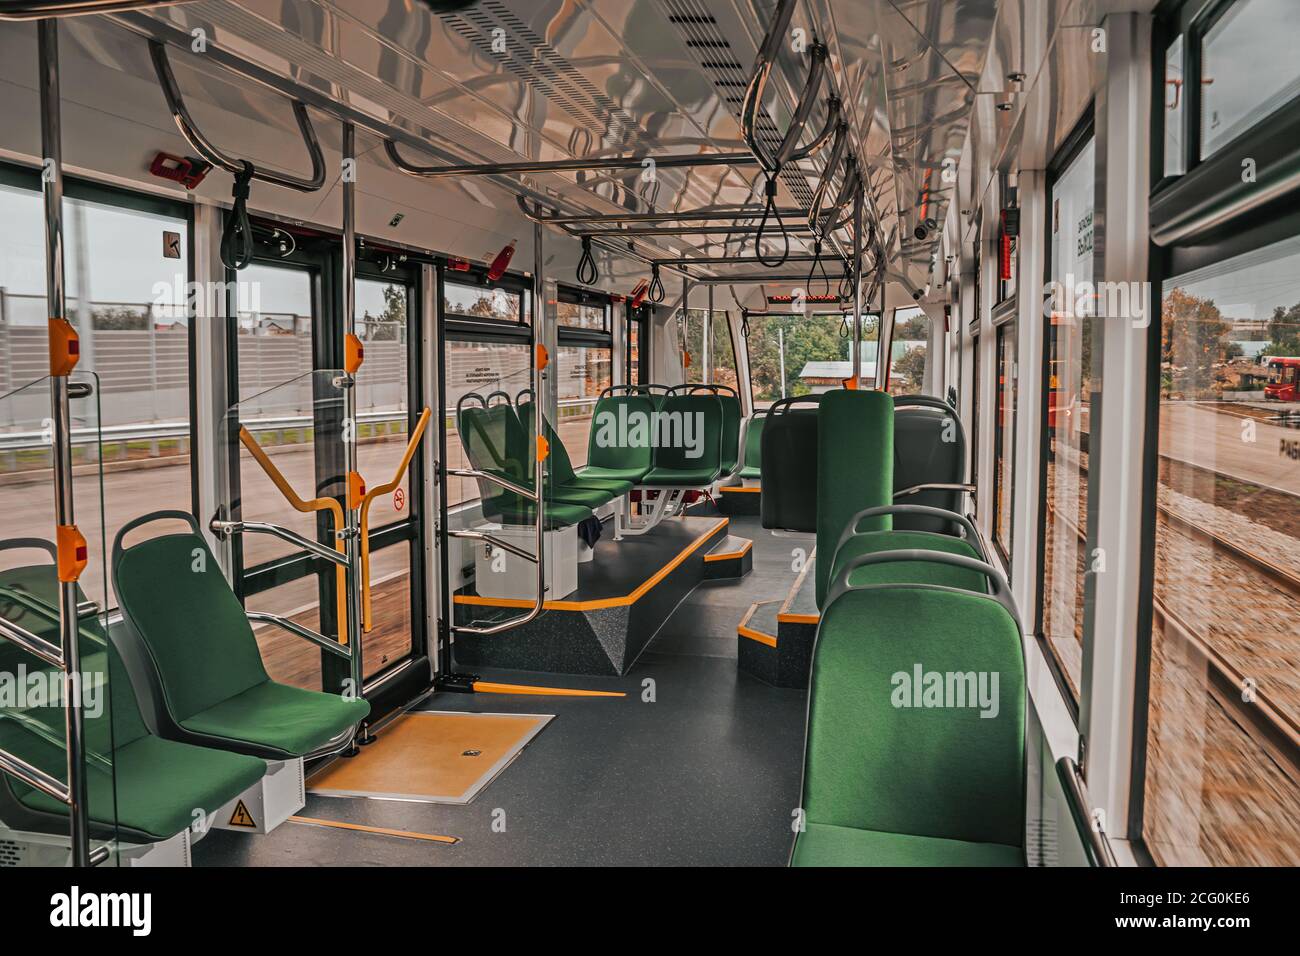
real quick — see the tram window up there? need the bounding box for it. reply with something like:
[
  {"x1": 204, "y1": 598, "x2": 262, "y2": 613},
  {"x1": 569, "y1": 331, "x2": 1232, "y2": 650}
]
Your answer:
[
  {"x1": 1163, "y1": 35, "x2": 1186, "y2": 177},
  {"x1": 443, "y1": 339, "x2": 532, "y2": 509},
  {"x1": 0, "y1": 180, "x2": 192, "y2": 610},
  {"x1": 680, "y1": 309, "x2": 706, "y2": 384},
  {"x1": 556, "y1": 344, "x2": 611, "y2": 468},
  {"x1": 970, "y1": 333, "x2": 981, "y2": 489},
  {"x1": 1040, "y1": 133, "x2": 1099, "y2": 703},
  {"x1": 711, "y1": 312, "x2": 739, "y2": 392},
  {"x1": 1143, "y1": 234, "x2": 1300, "y2": 866},
  {"x1": 892, "y1": 306, "x2": 930, "y2": 396},
  {"x1": 235, "y1": 265, "x2": 317, "y2": 565},
  {"x1": 557, "y1": 298, "x2": 607, "y2": 332},
  {"x1": 362, "y1": 540, "x2": 415, "y2": 681},
  {"x1": 443, "y1": 279, "x2": 526, "y2": 325},
  {"x1": 1200, "y1": 0, "x2": 1300, "y2": 160},
  {"x1": 743, "y1": 311, "x2": 879, "y2": 408},
  {"x1": 627, "y1": 311, "x2": 643, "y2": 386},
  {"x1": 992, "y1": 323, "x2": 1016, "y2": 563},
  {"x1": 354, "y1": 278, "x2": 411, "y2": 532}
]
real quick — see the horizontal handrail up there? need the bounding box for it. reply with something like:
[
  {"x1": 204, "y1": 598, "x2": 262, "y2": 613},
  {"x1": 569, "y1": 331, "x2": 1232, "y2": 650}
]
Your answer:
[
  {"x1": 1056, "y1": 756, "x2": 1118, "y2": 867},
  {"x1": 893, "y1": 482, "x2": 976, "y2": 499},
  {"x1": 447, "y1": 529, "x2": 539, "y2": 563},
  {"x1": 0, "y1": 613, "x2": 64, "y2": 669},
  {"x1": 446, "y1": 467, "x2": 539, "y2": 502},
  {"x1": 210, "y1": 519, "x2": 347, "y2": 568},
  {"x1": 246, "y1": 611, "x2": 352, "y2": 660},
  {"x1": 0, "y1": 746, "x2": 69, "y2": 804}
]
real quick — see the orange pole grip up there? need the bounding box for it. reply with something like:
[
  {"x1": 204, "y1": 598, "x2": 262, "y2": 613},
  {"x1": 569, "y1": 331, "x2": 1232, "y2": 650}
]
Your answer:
[
  {"x1": 238, "y1": 427, "x2": 350, "y2": 645},
  {"x1": 48, "y1": 318, "x2": 80, "y2": 377},
  {"x1": 345, "y1": 333, "x2": 365, "y2": 374},
  {"x1": 358, "y1": 408, "x2": 432, "y2": 632},
  {"x1": 535, "y1": 343, "x2": 549, "y2": 371},
  {"x1": 56, "y1": 524, "x2": 87, "y2": 583}
]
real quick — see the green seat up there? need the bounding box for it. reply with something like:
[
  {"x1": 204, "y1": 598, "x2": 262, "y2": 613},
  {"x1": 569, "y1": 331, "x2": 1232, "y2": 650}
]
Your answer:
[
  {"x1": 716, "y1": 390, "x2": 742, "y2": 477},
  {"x1": 641, "y1": 393, "x2": 723, "y2": 487},
  {"x1": 0, "y1": 555, "x2": 265, "y2": 845},
  {"x1": 737, "y1": 411, "x2": 765, "y2": 480},
  {"x1": 894, "y1": 396, "x2": 968, "y2": 534},
  {"x1": 761, "y1": 398, "x2": 821, "y2": 532},
  {"x1": 112, "y1": 515, "x2": 370, "y2": 761},
  {"x1": 829, "y1": 505, "x2": 990, "y2": 593},
  {"x1": 518, "y1": 402, "x2": 630, "y2": 506},
  {"x1": 791, "y1": 552, "x2": 1026, "y2": 867},
  {"x1": 791, "y1": 823, "x2": 1025, "y2": 867},
  {"x1": 581, "y1": 393, "x2": 656, "y2": 486},
  {"x1": 815, "y1": 389, "x2": 894, "y2": 608}
]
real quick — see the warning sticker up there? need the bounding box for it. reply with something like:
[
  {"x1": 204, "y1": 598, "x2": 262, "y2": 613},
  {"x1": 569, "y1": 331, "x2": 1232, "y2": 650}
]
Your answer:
[{"x1": 228, "y1": 800, "x2": 257, "y2": 828}]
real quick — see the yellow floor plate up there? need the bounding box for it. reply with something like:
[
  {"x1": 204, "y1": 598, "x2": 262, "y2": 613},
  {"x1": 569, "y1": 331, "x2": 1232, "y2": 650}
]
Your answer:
[{"x1": 307, "y1": 711, "x2": 552, "y2": 804}]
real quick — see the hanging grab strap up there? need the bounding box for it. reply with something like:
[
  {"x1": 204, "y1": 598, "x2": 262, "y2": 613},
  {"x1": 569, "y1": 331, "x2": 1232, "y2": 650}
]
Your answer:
[
  {"x1": 576, "y1": 235, "x2": 599, "y2": 285},
  {"x1": 754, "y1": 173, "x2": 790, "y2": 268},
  {"x1": 648, "y1": 263, "x2": 665, "y2": 303},
  {"x1": 220, "y1": 160, "x2": 256, "y2": 271}
]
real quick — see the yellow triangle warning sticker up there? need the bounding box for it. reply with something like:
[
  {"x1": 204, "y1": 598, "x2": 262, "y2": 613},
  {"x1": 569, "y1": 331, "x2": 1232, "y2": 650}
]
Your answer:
[{"x1": 228, "y1": 800, "x2": 257, "y2": 829}]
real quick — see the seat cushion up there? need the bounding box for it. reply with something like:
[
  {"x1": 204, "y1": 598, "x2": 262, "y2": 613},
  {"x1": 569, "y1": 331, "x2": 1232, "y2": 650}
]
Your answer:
[
  {"x1": 543, "y1": 482, "x2": 616, "y2": 510},
  {"x1": 578, "y1": 465, "x2": 649, "y2": 484},
  {"x1": 181, "y1": 679, "x2": 370, "y2": 759},
  {"x1": 737, "y1": 465, "x2": 761, "y2": 480},
  {"x1": 641, "y1": 465, "x2": 719, "y2": 487},
  {"x1": 791, "y1": 823, "x2": 1024, "y2": 867},
  {"x1": 483, "y1": 496, "x2": 592, "y2": 530},
  {"x1": 564, "y1": 476, "x2": 634, "y2": 496},
  {"x1": 15, "y1": 730, "x2": 266, "y2": 843}
]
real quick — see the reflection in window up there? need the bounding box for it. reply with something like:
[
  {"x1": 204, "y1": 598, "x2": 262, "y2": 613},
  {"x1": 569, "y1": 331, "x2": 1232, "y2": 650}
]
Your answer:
[
  {"x1": 1041, "y1": 135, "x2": 1099, "y2": 703},
  {"x1": 0, "y1": 183, "x2": 191, "y2": 609},
  {"x1": 892, "y1": 307, "x2": 930, "y2": 395},
  {"x1": 557, "y1": 299, "x2": 606, "y2": 332},
  {"x1": 1200, "y1": 0, "x2": 1300, "y2": 159},
  {"x1": 993, "y1": 323, "x2": 1016, "y2": 562},
  {"x1": 443, "y1": 280, "x2": 525, "y2": 324},
  {"x1": 680, "y1": 309, "x2": 706, "y2": 384},
  {"x1": 1164, "y1": 35, "x2": 1186, "y2": 176},
  {"x1": 711, "y1": 312, "x2": 738, "y2": 393},
  {"x1": 1144, "y1": 234, "x2": 1300, "y2": 865},
  {"x1": 556, "y1": 345, "x2": 611, "y2": 469},
  {"x1": 443, "y1": 340, "x2": 532, "y2": 509}
]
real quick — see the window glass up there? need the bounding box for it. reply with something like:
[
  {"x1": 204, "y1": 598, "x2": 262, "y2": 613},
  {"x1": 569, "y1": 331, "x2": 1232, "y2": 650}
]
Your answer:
[
  {"x1": 1201, "y1": 0, "x2": 1300, "y2": 159},
  {"x1": 0, "y1": 183, "x2": 191, "y2": 609},
  {"x1": 627, "y1": 314, "x2": 642, "y2": 386},
  {"x1": 443, "y1": 279, "x2": 525, "y2": 325},
  {"x1": 1041, "y1": 136, "x2": 1100, "y2": 702},
  {"x1": 680, "y1": 309, "x2": 706, "y2": 384},
  {"x1": 743, "y1": 311, "x2": 880, "y2": 407},
  {"x1": 970, "y1": 333, "x2": 981, "y2": 488},
  {"x1": 1164, "y1": 35, "x2": 1186, "y2": 176},
  {"x1": 443, "y1": 339, "x2": 532, "y2": 509},
  {"x1": 1144, "y1": 234, "x2": 1300, "y2": 865},
  {"x1": 246, "y1": 578, "x2": 322, "y2": 691},
  {"x1": 711, "y1": 312, "x2": 738, "y2": 392},
  {"x1": 355, "y1": 278, "x2": 411, "y2": 533},
  {"x1": 892, "y1": 306, "x2": 930, "y2": 395},
  {"x1": 557, "y1": 299, "x2": 606, "y2": 332},
  {"x1": 556, "y1": 344, "x2": 611, "y2": 468},
  {"x1": 362, "y1": 539, "x2": 414, "y2": 680},
  {"x1": 235, "y1": 265, "x2": 317, "y2": 565},
  {"x1": 993, "y1": 323, "x2": 1016, "y2": 561}
]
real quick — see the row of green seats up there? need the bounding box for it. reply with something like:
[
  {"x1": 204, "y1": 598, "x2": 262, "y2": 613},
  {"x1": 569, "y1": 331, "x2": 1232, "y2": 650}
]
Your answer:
[
  {"x1": 0, "y1": 515, "x2": 369, "y2": 851},
  {"x1": 789, "y1": 388, "x2": 1026, "y2": 866}
]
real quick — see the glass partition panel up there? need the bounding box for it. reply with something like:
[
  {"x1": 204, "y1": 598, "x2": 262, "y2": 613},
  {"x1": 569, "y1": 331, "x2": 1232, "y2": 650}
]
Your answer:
[
  {"x1": 0, "y1": 372, "x2": 119, "y2": 864},
  {"x1": 556, "y1": 344, "x2": 610, "y2": 470},
  {"x1": 443, "y1": 340, "x2": 533, "y2": 509}
]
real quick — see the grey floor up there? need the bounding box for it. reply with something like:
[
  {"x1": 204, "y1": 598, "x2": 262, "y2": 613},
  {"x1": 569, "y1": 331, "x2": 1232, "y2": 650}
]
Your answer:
[{"x1": 196, "y1": 513, "x2": 812, "y2": 867}]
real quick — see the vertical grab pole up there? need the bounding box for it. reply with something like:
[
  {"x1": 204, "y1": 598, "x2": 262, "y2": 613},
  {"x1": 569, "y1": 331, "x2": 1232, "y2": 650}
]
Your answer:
[
  {"x1": 39, "y1": 19, "x2": 91, "y2": 868},
  {"x1": 532, "y1": 221, "x2": 546, "y2": 605},
  {"x1": 340, "y1": 121, "x2": 365, "y2": 703},
  {"x1": 851, "y1": 188, "x2": 864, "y2": 388}
]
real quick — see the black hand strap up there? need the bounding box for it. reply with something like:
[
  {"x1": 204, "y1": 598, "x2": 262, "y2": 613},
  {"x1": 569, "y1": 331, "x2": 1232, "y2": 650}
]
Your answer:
[{"x1": 220, "y1": 160, "x2": 256, "y2": 271}]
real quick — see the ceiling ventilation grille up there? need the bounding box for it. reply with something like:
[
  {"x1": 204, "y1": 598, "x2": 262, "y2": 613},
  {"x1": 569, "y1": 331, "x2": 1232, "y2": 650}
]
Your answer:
[{"x1": 658, "y1": 0, "x2": 815, "y2": 208}]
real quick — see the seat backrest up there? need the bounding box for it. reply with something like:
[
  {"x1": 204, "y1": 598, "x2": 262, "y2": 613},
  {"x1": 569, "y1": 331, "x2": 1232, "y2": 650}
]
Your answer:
[
  {"x1": 740, "y1": 411, "x2": 766, "y2": 472},
  {"x1": 113, "y1": 520, "x2": 269, "y2": 724},
  {"x1": 716, "y1": 392, "x2": 741, "y2": 475},
  {"x1": 586, "y1": 394, "x2": 656, "y2": 475},
  {"x1": 815, "y1": 389, "x2": 894, "y2": 607},
  {"x1": 519, "y1": 401, "x2": 577, "y2": 485},
  {"x1": 833, "y1": 530, "x2": 989, "y2": 593},
  {"x1": 651, "y1": 393, "x2": 722, "y2": 477},
  {"x1": 760, "y1": 398, "x2": 821, "y2": 532},
  {"x1": 802, "y1": 582, "x2": 1025, "y2": 848},
  {"x1": 894, "y1": 397, "x2": 967, "y2": 533}
]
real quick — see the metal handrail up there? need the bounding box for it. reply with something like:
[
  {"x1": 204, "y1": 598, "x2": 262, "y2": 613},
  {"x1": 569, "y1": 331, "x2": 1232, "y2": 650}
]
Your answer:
[
  {"x1": 245, "y1": 611, "x2": 352, "y2": 660},
  {"x1": 210, "y1": 519, "x2": 347, "y2": 567},
  {"x1": 149, "y1": 40, "x2": 325, "y2": 193},
  {"x1": 446, "y1": 529, "x2": 538, "y2": 563},
  {"x1": 740, "y1": 0, "x2": 800, "y2": 172},
  {"x1": 0, "y1": 613, "x2": 63, "y2": 669},
  {"x1": 0, "y1": 747, "x2": 69, "y2": 804},
  {"x1": 383, "y1": 138, "x2": 758, "y2": 179},
  {"x1": 1056, "y1": 756, "x2": 1119, "y2": 867}
]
